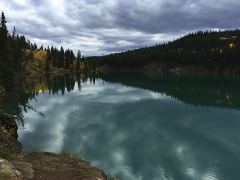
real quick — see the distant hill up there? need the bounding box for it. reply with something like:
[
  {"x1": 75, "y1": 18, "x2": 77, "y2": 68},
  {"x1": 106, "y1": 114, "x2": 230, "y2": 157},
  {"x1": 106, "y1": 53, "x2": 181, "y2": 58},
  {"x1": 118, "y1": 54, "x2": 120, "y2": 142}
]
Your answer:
[{"x1": 88, "y1": 30, "x2": 240, "y2": 73}]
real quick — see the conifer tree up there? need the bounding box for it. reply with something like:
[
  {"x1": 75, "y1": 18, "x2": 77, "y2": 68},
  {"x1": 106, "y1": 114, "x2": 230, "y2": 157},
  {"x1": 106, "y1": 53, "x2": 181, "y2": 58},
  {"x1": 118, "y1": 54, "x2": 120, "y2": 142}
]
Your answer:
[
  {"x1": 45, "y1": 53, "x2": 51, "y2": 72},
  {"x1": 59, "y1": 46, "x2": 65, "y2": 68},
  {"x1": 77, "y1": 50, "x2": 81, "y2": 71},
  {"x1": 12, "y1": 26, "x2": 16, "y2": 39},
  {"x1": 70, "y1": 50, "x2": 75, "y2": 70},
  {"x1": 0, "y1": 12, "x2": 8, "y2": 54}
]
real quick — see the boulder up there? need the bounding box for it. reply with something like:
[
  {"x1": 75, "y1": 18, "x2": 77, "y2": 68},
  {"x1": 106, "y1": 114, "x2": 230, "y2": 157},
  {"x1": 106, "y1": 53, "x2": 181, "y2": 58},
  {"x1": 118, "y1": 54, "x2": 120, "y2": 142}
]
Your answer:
[
  {"x1": 0, "y1": 113, "x2": 22, "y2": 159},
  {"x1": 0, "y1": 158, "x2": 23, "y2": 179},
  {"x1": 0, "y1": 113, "x2": 18, "y2": 139}
]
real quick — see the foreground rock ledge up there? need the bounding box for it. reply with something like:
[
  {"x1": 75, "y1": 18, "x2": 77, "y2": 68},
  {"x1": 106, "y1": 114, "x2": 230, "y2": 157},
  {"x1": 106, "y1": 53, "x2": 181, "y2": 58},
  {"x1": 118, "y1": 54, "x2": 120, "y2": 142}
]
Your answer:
[
  {"x1": 0, "y1": 158, "x2": 22, "y2": 179},
  {"x1": 0, "y1": 113, "x2": 108, "y2": 180},
  {"x1": 1, "y1": 152, "x2": 107, "y2": 180}
]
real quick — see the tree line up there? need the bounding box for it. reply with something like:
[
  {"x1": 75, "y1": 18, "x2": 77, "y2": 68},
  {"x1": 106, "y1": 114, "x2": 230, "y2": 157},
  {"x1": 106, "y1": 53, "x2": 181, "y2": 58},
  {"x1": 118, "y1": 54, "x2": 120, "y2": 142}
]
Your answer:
[
  {"x1": 87, "y1": 30, "x2": 240, "y2": 71},
  {"x1": 0, "y1": 12, "x2": 83, "y2": 90}
]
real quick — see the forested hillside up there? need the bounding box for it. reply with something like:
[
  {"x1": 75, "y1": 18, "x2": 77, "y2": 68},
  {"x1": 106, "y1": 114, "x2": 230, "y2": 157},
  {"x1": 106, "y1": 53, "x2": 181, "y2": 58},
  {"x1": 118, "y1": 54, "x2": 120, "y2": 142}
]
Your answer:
[
  {"x1": 88, "y1": 30, "x2": 240, "y2": 72},
  {"x1": 0, "y1": 12, "x2": 86, "y2": 91}
]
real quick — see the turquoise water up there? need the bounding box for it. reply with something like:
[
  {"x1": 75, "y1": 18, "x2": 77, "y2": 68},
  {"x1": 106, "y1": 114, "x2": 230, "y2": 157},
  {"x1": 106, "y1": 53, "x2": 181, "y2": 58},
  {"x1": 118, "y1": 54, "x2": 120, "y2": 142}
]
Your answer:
[{"x1": 13, "y1": 73, "x2": 240, "y2": 180}]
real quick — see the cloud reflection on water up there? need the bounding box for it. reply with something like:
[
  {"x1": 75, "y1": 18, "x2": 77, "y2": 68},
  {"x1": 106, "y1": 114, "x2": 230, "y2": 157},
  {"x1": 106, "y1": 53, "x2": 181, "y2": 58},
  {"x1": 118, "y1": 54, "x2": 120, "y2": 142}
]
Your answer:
[{"x1": 18, "y1": 80, "x2": 240, "y2": 180}]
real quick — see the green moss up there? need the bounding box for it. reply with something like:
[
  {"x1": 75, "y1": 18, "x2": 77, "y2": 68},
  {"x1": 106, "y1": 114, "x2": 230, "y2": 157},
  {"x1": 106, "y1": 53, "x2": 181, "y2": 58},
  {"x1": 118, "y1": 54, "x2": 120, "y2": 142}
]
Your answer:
[
  {"x1": 61, "y1": 149, "x2": 78, "y2": 159},
  {"x1": 0, "y1": 174, "x2": 12, "y2": 180}
]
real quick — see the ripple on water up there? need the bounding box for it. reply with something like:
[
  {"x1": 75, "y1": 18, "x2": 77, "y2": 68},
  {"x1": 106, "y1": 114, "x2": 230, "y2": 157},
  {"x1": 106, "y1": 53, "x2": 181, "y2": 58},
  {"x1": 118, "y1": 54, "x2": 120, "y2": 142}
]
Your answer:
[{"x1": 202, "y1": 167, "x2": 219, "y2": 180}]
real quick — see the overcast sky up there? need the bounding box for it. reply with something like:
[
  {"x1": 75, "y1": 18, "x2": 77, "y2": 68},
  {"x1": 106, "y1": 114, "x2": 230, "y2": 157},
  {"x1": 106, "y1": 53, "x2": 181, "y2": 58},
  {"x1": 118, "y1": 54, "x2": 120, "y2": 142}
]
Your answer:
[{"x1": 1, "y1": 0, "x2": 240, "y2": 56}]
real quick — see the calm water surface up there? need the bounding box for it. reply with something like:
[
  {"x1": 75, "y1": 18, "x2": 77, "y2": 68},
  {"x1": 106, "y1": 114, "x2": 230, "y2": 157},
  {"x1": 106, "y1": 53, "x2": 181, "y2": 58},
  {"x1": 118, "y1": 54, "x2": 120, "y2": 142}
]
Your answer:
[{"x1": 7, "y1": 73, "x2": 240, "y2": 180}]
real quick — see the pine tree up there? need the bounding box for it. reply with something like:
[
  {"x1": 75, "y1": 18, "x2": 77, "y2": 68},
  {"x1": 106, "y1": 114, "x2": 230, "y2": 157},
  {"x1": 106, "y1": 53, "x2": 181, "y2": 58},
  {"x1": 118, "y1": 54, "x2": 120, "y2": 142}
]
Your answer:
[
  {"x1": 0, "y1": 12, "x2": 8, "y2": 53},
  {"x1": 45, "y1": 47, "x2": 51, "y2": 72},
  {"x1": 64, "y1": 49, "x2": 70, "y2": 69},
  {"x1": 77, "y1": 50, "x2": 81, "y2": 71},
  {"x1": 45, "y1": 53, "x2": 50, "y2": 72},
  {"x1": 70, "y1": 50, "x2": 75, "y2": 70},
  {"x1": 0, "y1": 12, "x2": 13, "y2": 89},
  {"x1": 0, "y1": 12, "x2": 7, "y2": 33},
  {"x1": 12, "y1": 26, "x2": 16, "y2": 39},
  {"x1": 59, "y1": 46, "x2": 65, "y2": 68}
]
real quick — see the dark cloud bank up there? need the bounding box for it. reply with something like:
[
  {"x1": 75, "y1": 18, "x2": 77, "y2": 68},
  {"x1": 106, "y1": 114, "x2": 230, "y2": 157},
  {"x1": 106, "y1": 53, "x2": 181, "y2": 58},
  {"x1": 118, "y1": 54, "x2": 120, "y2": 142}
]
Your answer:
[{"x1": 1, "y1": 0, "x2": 240, "y2": 55}]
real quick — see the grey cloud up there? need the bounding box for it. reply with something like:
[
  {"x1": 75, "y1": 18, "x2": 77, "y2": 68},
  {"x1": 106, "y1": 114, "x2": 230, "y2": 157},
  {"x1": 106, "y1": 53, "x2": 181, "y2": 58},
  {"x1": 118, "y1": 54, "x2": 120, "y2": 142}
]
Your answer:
[
  {"x1": 109, "y1": 0, "x2": 240, "y2": 33},
  {"x1": 1, "y1": 0, "x2": 240, "y2": 55}
]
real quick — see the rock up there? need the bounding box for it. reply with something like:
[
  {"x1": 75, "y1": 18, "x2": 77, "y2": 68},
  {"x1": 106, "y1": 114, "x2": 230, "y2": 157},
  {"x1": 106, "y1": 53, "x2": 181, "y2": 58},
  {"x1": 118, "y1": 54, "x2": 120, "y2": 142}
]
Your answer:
[
  {"x1": 0, "y1": 113, "x2": 22, "y2": 159},
  {"x1": 23, "y1": 152, "x2": 107, "y2": 180},
  {"x1": 0, "y1": 113, "x2": 18, "y2": 138},
  {"x1": 12, "y1": 161, "x2": 34, "y2": 179},
  {"x1": 0, "y1": 158, "x2": 23, "y2": 179}
]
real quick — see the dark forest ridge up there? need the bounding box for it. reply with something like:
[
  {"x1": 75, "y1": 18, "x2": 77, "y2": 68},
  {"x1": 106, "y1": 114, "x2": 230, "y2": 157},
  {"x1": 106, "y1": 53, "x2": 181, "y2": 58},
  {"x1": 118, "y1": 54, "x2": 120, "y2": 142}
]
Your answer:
[
  {"x1": 0, "y1": 12, "x2": 88, "y2": 91},
  {"x1": 0, "y1": 11, "x2": 83, "y2": 74},
  {"x1": 87, "y1": 30, "x2": 240, "y2": 73},
  {"x1": 2, "y1": 10, "x2": 240, "y2": 75}
]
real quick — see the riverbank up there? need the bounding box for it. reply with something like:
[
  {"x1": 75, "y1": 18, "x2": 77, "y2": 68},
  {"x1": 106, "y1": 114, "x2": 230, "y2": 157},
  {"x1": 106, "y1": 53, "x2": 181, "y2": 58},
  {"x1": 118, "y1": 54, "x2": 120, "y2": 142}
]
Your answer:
[
  {"x1": 0, "y1": 113, "x2": 108, "y2": 180},
  {"x1": 142, "y1": 62, "x2": 240, "y2": 75},
  {"x1": 96, "y1": 62, "x2": 240, "y2": 76}
]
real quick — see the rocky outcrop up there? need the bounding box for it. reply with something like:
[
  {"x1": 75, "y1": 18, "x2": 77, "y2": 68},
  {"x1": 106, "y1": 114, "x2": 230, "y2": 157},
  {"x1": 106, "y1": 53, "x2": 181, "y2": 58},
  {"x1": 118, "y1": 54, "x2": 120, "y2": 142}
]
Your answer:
[
  {"x1": 0, "y1": 113, "x2": 108, "y2": 179},
  {"x1": 0, "y1": 113, "x2": 22, "y2": 159},
  {"x1": 0, "y1": 113, "x2": 19, "y2": 139},
  {"x1": 11, "y1": 152, "x2": 107, "y2": 180},
  {"x1": 0, "y1": 158, "x2": 23, "y2": 179}
]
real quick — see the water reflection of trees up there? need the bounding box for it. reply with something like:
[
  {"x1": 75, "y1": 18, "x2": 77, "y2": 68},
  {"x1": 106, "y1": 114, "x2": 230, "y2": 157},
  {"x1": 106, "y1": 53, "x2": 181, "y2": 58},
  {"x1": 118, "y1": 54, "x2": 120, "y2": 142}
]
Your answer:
[
  {"x1": 0, "y1": 73, "x2": 97, "y2": 125},
  {"x1": 0, "y1": 79, "x2": 38, "y2": 126},
  {"x1": 1, "y1": 72, "x2": 240, "y2": 125},
  {"x1": 97, "y1": 72, "x2": 240, "y2": 109},
  {"x1": 44, "y1": 73, "x2": 97, "y2": 95}
]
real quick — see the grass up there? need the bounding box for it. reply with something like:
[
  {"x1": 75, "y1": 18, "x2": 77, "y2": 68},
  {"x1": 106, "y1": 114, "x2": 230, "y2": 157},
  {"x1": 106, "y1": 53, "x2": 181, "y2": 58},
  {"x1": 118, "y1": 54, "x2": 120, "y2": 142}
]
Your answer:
[
  {"x1": 0, "y1": 174, "x2": 12, "y2": 180},
  {"x1": 61, "y1": 149, "x2": 79, "y2": 159}
]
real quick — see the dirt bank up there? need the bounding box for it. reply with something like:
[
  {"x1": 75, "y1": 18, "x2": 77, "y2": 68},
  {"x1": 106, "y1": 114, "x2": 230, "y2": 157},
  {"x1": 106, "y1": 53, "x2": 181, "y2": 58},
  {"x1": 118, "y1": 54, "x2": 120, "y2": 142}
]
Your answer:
[{"x1": 0, "y1": 113, "x2": 108, "y2": 180}]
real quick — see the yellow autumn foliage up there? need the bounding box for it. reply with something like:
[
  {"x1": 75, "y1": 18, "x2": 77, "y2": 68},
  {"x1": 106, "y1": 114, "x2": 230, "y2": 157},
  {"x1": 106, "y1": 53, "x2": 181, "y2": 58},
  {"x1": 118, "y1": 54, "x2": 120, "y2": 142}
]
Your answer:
[
  {"x1": 24, "y1": 49, "x2": 47, "y2": 61},
  {"x1": 33, "y1": 50, "x2": 47, "y2": 61},
  {"x1": 229, "y1": 43, "x2": 236, "y2": 48},
  {"x1": 33, "y1": 83, "x2": 48, "y2": 92}
]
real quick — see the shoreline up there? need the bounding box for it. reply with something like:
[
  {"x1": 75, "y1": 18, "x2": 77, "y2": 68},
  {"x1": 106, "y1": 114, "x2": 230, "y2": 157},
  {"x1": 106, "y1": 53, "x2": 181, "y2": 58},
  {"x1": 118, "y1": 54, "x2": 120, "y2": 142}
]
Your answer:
[
  {"x1": 96, "y1": 62, "x2": 240, "y2": 77},
  {"x1": 0, "y1": 113, "x2": 109, "y2": 180}
]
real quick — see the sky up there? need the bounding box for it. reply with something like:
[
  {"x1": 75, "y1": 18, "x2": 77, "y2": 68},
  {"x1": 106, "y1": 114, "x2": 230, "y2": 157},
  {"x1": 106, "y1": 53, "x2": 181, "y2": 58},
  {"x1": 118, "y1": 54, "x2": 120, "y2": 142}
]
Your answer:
[{"x1": 1, "y1": 0, "x2": 240, "y2": 56}]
